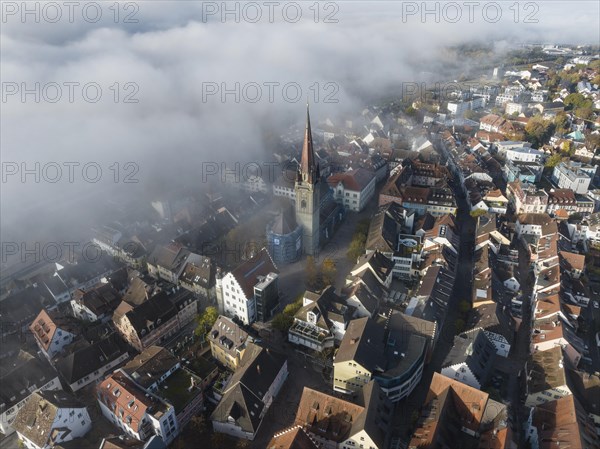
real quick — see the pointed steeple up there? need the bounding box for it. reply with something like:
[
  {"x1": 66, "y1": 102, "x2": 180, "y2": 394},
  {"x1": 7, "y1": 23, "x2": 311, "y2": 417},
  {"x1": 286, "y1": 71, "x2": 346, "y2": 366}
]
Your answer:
[{"x1": 299, "y1": 103, "x2": 319, "y2": 184}]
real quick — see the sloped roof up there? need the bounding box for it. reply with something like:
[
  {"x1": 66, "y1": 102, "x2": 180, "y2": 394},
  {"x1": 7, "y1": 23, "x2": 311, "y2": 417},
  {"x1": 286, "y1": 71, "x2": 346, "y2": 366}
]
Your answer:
[
  {"x1": 335, "y1": 317, "x2": 385, "y2": 370},
  {"x1": 231, "y1": 248, "x2": 278, "y2": 299},
  {"x1": 211, "y1": 343, "x2": 286, "y2": 434},
  {"x1": 0, "y1": 351, "x2": 57, "y2": 410},
  {"x1": 327, "y1": 168, "x2": 375, "y2": 192},
  {"x1": 121, "y1": 346, "x2": 178, "y2": 389},
  {"x1": 55, "y1": 333, "x2": 129, "y2": 384},
  {"x1": 267, "y1": 426, "x2": 318, "y2": 449},
  {"x1": 72, "y1": 283, "x2": 121, "y2": 317},
  {"x1": 12, "y1": 390, "x2": 86, "y2": 448}
]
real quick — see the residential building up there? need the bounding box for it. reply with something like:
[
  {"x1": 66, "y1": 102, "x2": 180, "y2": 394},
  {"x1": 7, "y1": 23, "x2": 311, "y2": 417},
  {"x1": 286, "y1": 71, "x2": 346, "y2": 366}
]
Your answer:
[
  {"x1": 342, "y1": 281, "x2": 380, "y2": 318},
  {"x1": 97, "y1": 371, "x2": 178, "y2": 444},
  {"x1": 484, "y1": 189, "x2": 509, "y2": 214},
  {"x1": 503, "y1": 160, "x2": 543, "y2": 184},
  {"x1": 12, "y1": 390, "x2": 92, "y2": 449},
  {"x1": 29, "y1": 309, "x2": 78, "y2": 361},
  {"x1": 409, "y1": 373, "x2": 514, "y2": 449},
  {"x1": 112, "y1": 292, "x2": 181, "y2": 352},
  {"x1": 551, "y1": 162, "x2": 594, "y2": 194},
  {"x1": 121, "y1": 346, "x2": 205, "y2": 430},
  {"x1": 559, "y1": 251, "x2": 585, "y2": 280},
  {"x1": 328, "y1": 168, "x2": 376, "y2": 212},
  {"x1": 288, "y1": 286, "x2": 353, "y2": 351},
  {"x1": 525, "y1": 346, "x2": 572, "y2": 407},
  {"x1": 70, "y1": 284, "x2": 121, "y2": 323},
  {"x1": 0, "y1": 352, "x2": 61, "y2": 436},
  {"x1": 208, "y1": 316, "x2": 250, "y2": 370},
  {"x1": 440, "y1": 328, "x2": 498, "y2": 390},
  {"x1": 98, "y1": 435, "x2": 167, "y2": 449},
  {"x1": 147, "y1": 243, "x2": 199, "y2": 284},
  {"x1": 526, "y1": 395, "x2": 598, "y2": 449},
  {"x1": 349, "y1": 251, "x2": 394, "y2": 290},
  {"x1": 211, "y1": 343, "x2": 288, "y2": 440},
  {"x1": 479, "y1": 114, "x2": 515, "y2": 135},
  {"x1": 515, "y1": 213, "x2": 557, "y2": 238},
  {"x1": 45, "y1": 256, "x2": 122, "y2": 302},
  {"x1": 502, "y1": 146, "x2": 544, "y2": 163},
  {"x1": 268, "y1": 426, "x2": 318, "y2": 449},
  {"x1": 218, "y1": 248, "x2": 279, "y2": 325},
  {"x1": 92, "y1": 225, "x2": 147, "y2": 270},
  {"x1": 178, "y1": 256, "x2": 216, "y2": 301},
  {"x1": 333, "y1": 316, "x2": 427, "y2": 402},
  {"x1": 54, "y1": 333, "x2": 130, "y2": 392},
  {"x1": 467, "y1": 302, "x2": 515, "y2": 358},
  {"x1": 293, "y1": 382, "x2": 392, "y2": 449},
  {"x1": 507, "y1": 181, "x2": 548, "y2": 214},
  {"x1": 546, "y1": 189, "x2": 579, "y2": 215},
  {"x1": 405, "y1": 265, "x2": 455, "y2": 327}
]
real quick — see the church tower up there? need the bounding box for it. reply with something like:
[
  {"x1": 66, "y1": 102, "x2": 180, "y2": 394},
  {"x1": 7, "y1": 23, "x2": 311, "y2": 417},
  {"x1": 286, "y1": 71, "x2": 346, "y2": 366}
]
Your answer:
[{"x1": 295, "y1": 105, "x2": 320, "y2": 256}]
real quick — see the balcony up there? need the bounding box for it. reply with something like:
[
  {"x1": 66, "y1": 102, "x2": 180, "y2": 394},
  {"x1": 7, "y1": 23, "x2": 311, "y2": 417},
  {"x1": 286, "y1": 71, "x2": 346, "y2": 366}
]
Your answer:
[{"x1": 289, "y1": 322, "x2": 331, "y2": 343}]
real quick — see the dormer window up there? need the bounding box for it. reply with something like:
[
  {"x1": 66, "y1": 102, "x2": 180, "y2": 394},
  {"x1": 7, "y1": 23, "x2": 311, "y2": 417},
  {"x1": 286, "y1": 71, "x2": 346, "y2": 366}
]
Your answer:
[{"x1": 307, "y1": 311, "x2": 317, "y2": 324}]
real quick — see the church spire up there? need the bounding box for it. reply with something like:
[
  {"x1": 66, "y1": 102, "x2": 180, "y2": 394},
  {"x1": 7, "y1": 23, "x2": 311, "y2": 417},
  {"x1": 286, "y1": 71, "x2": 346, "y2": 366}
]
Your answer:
[{"x1": 299, "y1": 103, "x2": 319, "y2": 184}]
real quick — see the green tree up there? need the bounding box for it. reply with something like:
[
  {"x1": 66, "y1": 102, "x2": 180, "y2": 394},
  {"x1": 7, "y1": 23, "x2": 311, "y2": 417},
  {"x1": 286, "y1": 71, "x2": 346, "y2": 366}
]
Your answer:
[
  {"x1": 574, "y1": 106, "x2": 593, "y2": 120},
  {"x1": 463, "y1": 109, "x2": 477, "y2": 120},
  {"x1": 560, "y1": 141, "x2": 575, "y2": 157},
  {"x1": 544, "y1": 153, "x2": 563, "y2": 168},
  {"x1": 271, "y1": 296, "x2": 303, "y2": 333},
  {"x1": 346, "y1": 219, "x2": 370, "y2": 261},
  {"x1": 283, "y1": 297, "x2": 303, "y2": 316},
  {"x1": 525, "y1": 116, "x2": 554, "y2": 147},
  {"x1": 321, "y1": 258, "x2": 337, "y2": 286},
  {"x1": 271, "y1": 313, "x2": 294, "y2": 332},
  {"x1": 586, "y1": 133, "x2": 600, "y2": 151},
  {"x1": 554, "y1": 112, "x2": 569, "y2": 135},
  {"x1": 564, "y1": 93, "x2": 590, "y2": 109},
  {"x1": 470, "y1": 209, "x2": 487, "y2": 218},
  {"x1": 194, "y1": 306, "x2": 219, "y2": 337}
]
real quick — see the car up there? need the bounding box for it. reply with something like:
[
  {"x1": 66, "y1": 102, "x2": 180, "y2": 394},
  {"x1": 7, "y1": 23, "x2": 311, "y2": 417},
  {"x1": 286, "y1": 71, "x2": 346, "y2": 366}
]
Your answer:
[{"x1": 594, "y1": 301, "x2": 599, "y2": 309}]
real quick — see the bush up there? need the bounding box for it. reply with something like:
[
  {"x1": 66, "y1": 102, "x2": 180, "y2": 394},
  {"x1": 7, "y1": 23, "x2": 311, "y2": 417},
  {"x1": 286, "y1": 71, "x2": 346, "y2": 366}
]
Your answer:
[
  {"x1": 194, "y1": 306, "x2": 219, "y2": 337},
  {"x1": 470, "y1": 209, "x2": 487, "y2": 218}
]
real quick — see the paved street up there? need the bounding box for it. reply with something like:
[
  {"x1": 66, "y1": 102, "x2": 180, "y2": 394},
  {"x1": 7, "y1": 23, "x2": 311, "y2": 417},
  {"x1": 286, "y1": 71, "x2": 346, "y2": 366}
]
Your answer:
[
  {"x1": 392, "y1": 157, "x2": 476, "y2": 443},
  {"x1": 277, "y1": 183, "x2": 385, "y2": 306},
  {"x1": 248, "y1": 327, "x2": 332, "y2": 448}
]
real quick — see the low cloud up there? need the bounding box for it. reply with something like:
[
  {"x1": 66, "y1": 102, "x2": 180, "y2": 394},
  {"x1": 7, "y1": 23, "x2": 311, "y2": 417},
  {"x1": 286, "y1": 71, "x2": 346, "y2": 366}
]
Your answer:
[{"x1": 1, "y1": 1, "x2": 598, "y2": 242}]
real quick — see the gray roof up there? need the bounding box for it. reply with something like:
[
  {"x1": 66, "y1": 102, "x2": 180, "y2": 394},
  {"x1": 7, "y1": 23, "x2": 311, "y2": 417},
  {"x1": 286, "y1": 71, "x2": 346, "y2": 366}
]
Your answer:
[
  {"x1": 211, "y1": 343, "x2": 287, "y2": 434},
  {"x1": 0, "y1": 351, "x2": 57, "y2": 411},
  {"x1": 12, "y1": 390, "x2": 86, "y2": 449},
  {"x1": 335, "y1": 317, "x2": 386, "y2": 371},
  {"x1": 122, "y1": 346, "x2": 178, "y2": 389},
  {"x1": 208, "y1": 315, "x2": 249, "y2": 359},
  {"x1": 55, "y1": 333, "x2": 129, "y2": 385},
  {"x1": 442, "y1": 328, "x2": 497, "y2": 387}
]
